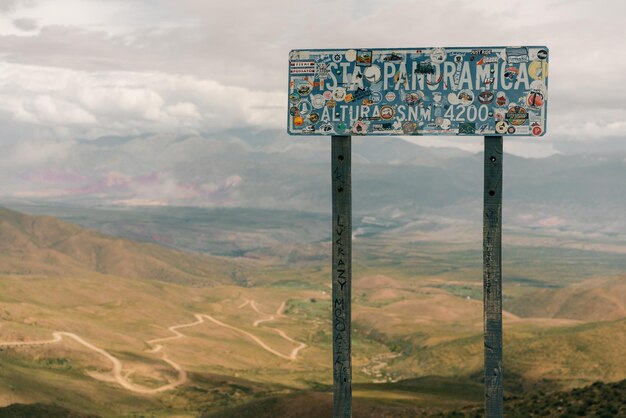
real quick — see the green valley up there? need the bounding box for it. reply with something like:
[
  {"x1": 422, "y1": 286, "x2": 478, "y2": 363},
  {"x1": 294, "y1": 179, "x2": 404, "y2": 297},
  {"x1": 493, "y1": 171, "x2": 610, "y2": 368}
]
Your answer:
[{"x1": 0, "y1": 207, "x2": 624, "y2": 417}]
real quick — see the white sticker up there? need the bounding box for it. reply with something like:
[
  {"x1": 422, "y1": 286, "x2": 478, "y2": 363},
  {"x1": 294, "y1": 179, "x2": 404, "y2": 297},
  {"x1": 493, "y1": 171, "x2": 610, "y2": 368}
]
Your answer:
[
  {"x1": 333, "y1": 87, "x2": 347, "y2": 102},
  {"x1": 431, "y1": 48, "x2": 447, "y2": 64},
  {"x1": 311, "y1": 94, "x2": 326, "y2": 109},
  {"x1": 364, "y1": 65, "x2": 382, "y2": 84}
]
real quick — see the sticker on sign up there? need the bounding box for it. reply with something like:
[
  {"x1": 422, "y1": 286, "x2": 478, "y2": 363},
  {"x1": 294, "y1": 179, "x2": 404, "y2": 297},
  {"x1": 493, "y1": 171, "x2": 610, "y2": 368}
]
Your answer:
[{"x1": 287, "y1": 46, "x2": 548, "y2": 137}]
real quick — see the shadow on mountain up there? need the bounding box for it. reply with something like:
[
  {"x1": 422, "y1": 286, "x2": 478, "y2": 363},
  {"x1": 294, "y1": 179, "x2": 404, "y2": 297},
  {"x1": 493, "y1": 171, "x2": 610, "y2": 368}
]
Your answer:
[
  {"x1": 434, "y1": 379, "x2": 626, "y2": 417},
  {"x1": 201, "y1": 379, "x2": 626, "y2": 418},
  {"x1": 0, "y1": 403, "x2": 100, "y2": 418}
]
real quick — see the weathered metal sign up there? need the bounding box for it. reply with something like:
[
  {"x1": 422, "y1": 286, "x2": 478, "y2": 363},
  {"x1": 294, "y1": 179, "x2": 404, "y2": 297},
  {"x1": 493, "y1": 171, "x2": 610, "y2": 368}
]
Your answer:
[{"x1": 288, "y1": 46, "x2": 548, "y2": 136}]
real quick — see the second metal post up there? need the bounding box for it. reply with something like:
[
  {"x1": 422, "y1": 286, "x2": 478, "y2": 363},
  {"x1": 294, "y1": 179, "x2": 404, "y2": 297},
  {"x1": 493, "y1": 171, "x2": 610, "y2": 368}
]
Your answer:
[{"x1": 483, "y1": 135, "x2": 503, "y2": 417}]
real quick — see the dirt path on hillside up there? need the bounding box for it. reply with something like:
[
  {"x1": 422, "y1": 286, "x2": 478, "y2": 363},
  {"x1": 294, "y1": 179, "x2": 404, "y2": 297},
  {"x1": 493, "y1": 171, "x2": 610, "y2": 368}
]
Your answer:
[
  {"x1": 0, "y1": 332, "x2": 186, "y2": 394},
  {"x1": 239, "y1": 299, "x2": 306, "y2": 359},
  {"x1": 250, "y1": 300, "x2": 275, "y2": 327},
  {"x1": 200, "y1": 314, "x2": 303, "y2": 361},
  {"x1": 0, "y1": 299, "x2": 306, "y2": 394},
  {"x1": 146, "y1": 316, "x2": 206, "y2": 353}
]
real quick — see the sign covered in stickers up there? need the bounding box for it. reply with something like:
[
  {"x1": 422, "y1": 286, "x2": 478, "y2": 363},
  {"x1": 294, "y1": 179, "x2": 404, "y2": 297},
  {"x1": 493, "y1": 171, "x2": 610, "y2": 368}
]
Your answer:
[{"x1": 287, "y1": 46, "x2": 548, "y2": 136}]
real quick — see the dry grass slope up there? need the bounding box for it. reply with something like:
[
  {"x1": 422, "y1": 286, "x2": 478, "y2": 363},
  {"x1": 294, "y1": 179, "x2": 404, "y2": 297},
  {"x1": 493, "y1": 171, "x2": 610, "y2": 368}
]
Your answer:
[
  {"x1": 436, "y1": 379, "x2": 626, "y2": 418},
  {"x1": 507, "y1": 276, "x2": 626, "y2": 321},
  {"x1": 0, "y1": 207, "x2": 247, "y2": 286},
  {"x1": 1, "y1": 207, "x2": 625, "y2": 417},
  {"x1": 0, "y1": 403, "x2": 101, "y2": 418}
]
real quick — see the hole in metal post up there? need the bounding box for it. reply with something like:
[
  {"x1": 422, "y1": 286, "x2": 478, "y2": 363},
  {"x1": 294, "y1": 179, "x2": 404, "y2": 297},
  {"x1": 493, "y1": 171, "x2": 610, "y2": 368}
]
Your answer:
[
  {"x1": 338, "y1": 155, "x2": 344, "y2": 161},
  {"x1": 489, "y1": 190, "x2": 496, "y2": 196},
  {"x1": 338, "y1": 187, "x2": 344, "y2": 193},
  {"x1": 490, "y1": 156, "x2": 497, "y2": 162}
]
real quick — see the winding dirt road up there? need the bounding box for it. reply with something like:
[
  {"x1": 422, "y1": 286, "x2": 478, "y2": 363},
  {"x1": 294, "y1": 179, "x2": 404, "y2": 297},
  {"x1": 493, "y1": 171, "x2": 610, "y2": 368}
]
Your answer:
[
  {"x1": 0, "y1": 299, "x2": 306, "y2": 394},
  {"x1": 146, "y1": 316, "x2": 205, "y2": 354},
  {"x1": 240, "y1": 300, "x2": 306, "y2": 359},
  {"x1": 0, "y1": 332, "x2": 185, "y2": 394}
]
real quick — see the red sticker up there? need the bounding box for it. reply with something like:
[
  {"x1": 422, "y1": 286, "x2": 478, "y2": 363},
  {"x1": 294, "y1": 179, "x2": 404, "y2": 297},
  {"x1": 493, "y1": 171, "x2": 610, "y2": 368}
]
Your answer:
[{"x1": 380, "y1": 105, "x2": 395, "y2": 120}]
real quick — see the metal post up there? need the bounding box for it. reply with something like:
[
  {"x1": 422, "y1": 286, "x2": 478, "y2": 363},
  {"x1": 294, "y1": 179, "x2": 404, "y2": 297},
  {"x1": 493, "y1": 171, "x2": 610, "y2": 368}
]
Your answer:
[
  {"x1": 332, "y1": 135, "x2": 352, "y2": 418},
  {"x1": 483, "y1": 135, "x2": 503, "y2": 417}
]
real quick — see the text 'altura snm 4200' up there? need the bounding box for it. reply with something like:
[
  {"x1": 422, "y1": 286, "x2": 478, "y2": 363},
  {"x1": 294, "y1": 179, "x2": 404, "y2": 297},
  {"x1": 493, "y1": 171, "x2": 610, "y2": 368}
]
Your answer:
[{"x1": 288, "y1": 46, "x2": 548, "y2": 137}]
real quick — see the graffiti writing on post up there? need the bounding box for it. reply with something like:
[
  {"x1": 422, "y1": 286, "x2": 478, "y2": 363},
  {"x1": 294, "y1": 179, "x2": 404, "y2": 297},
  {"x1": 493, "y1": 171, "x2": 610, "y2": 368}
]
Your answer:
[{"x1": 333, "y1": 146, "x2": 351, "y2": 387}]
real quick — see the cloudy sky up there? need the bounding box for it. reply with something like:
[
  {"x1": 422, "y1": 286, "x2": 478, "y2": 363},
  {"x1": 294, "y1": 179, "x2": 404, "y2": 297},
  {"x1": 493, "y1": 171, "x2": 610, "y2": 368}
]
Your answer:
[{"x1": 0, "y1": 0, "x2": 625, "y2": 164}]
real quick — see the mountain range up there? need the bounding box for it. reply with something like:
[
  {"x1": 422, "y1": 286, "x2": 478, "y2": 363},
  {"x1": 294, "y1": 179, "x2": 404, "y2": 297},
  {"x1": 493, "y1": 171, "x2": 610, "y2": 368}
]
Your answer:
[{"x1": 2, "y1": 130, "x2": 625, "y2": 239}]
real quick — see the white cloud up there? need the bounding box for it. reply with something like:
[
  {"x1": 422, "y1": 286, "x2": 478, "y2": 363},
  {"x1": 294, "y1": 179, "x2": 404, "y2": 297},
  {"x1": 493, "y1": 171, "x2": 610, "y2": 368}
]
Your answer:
[
  {"x1": 167, "y1": 102, "x2": 200, "y2": 120},
  {"x1": 74, "y1": 79, "x2": 166, "y2": 122},
  {"x1": 0, "y1": 0, "x2": 625, "y2": 156},
  {"x1": 0, "y1": 0, "x2": 35, "y2": 14},
  {"x1": 401, "y1": 135, "x2": 560, "y2": 158},
  {"x1": 12, "y1": 17, "x2": 37, "y2": 30},
  {"x1": 3, "y1": 137, "x2": 71, "y2": 168},
  {"x1": 0, "y1": 62, "x2": 284, "y2": 138},
  {"x1": 19, "y1": 94, "x2": 97, "y2": 125}
]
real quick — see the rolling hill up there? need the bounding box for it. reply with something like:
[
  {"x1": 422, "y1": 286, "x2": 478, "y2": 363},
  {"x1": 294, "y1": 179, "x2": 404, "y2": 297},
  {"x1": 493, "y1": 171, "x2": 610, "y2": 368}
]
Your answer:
[
  {"x1": 4, "y1": 379, "x2": 625, "y2": 418},
  {"x1": 201, "y1": 378, "x2": 626, "y2": 418},
  {"x1": 0, "y1": 207, "x2": 625, "y2": 417},
  {"x1": 0, "y1": 403, "x2": 100, "y2": 418},
  {"x1": 437, "y1": 378, "x2": 626, "y2": 418},
  {"x1": 506, "y1": 276, "x2": 626, "y2": 321},
  {"x1": 0, "y1": 207, "x2": 248, "y2": 286}
]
